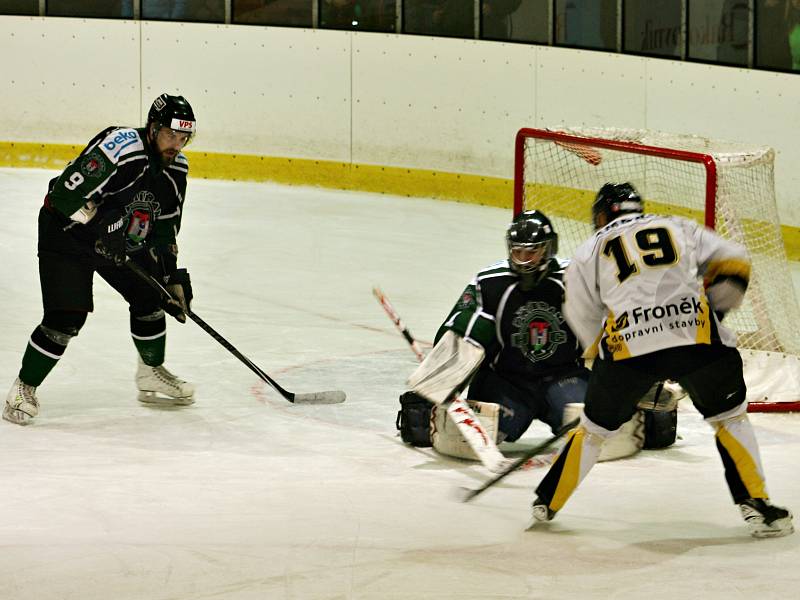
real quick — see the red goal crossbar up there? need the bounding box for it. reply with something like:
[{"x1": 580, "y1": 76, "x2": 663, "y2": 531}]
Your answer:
[{"x1": 513, "y1": 128, "x2": 718, "y2": 229}]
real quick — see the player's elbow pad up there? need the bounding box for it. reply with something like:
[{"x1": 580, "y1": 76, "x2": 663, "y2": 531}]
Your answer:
[{"x1": 707, "y1": 276, "x2": 748, "y2": 313}]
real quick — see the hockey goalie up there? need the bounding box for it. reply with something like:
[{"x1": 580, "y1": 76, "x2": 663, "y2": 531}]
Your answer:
[{"x1": 397, "y1": 210, "x2": 679, "y2": 465}]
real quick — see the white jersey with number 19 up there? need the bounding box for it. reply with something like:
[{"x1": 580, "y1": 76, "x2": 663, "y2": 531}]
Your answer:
[{"x1": 564, "y1": 213, "x2": 751, "y2": 361}]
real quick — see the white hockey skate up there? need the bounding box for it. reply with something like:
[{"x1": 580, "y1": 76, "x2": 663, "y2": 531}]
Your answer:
[
  {"x1": 136, "y1": 358, "x2": 194, "y2": 406},
  {"x1": 3, "y1": 377, "x2": 39, "y2": 425},
  {"x1": 528, "y1": 497, "x2": 557, "y2": 529},
  {"x1": 738, "y1": 498, "x2": 794, "y2": 539}
]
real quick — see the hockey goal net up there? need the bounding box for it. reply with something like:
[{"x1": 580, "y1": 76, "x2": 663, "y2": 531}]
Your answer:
[{"x1": 514, "y1": 127, "x2": 800, "y2": 412}]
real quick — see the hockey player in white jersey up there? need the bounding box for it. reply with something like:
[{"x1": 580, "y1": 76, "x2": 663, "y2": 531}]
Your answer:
[{"x1": 530, "y1": 182, "x2": 793, "y2": 539}]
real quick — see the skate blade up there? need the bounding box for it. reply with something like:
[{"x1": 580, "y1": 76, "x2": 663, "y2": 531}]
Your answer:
[
  {"x1": 137, "y1": 391, "x2": 195, "y2": 407},
  {"x1": 2, "y1": 404, "x2": 35, "y2": 425},
  {"x1": 750, "y1": 517, "x2": 794, "y2": 539}
]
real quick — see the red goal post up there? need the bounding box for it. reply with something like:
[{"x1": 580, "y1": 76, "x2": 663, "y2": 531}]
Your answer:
[{"x1": 513, "y1": 127, "x2": 800, "y2": 412}]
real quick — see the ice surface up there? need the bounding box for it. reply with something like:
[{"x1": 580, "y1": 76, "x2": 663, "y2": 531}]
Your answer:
[{"x1": 1, "y1": 168, "x2": 798, "y2": 600}]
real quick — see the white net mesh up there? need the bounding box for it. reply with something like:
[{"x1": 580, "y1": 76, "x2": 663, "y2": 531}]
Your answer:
[{"x1": 516, "y1": 127, "x2": 800, "y2": 362}]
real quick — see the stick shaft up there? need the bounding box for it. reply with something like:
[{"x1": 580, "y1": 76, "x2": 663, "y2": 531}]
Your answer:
[
  {"x1": 462, "y1": 417, "x2": 579, "y2": 502},
  {"x1": 372, "y1": 287, "x2": 426, "y2": 361},
  {"x1": 373, "y1": 286, "x2": 508, "y2": 472},
  {"x1": 125, "y1": 260, "x2": 297, "y2": 401}
]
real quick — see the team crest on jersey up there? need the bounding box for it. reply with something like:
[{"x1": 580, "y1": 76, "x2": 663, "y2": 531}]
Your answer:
[
  {"x1": 79, "y1": 151, "x2": 107, "y2": 179},
  {"x1": 123, "y1": 192, "x2": 161, "y2": 248},
  {"x1": 510, "y1": 301, "x2": 567, "y2": 363},
  {"x1": 457, "y1": 287, "x2": 477, "y2": 310}
]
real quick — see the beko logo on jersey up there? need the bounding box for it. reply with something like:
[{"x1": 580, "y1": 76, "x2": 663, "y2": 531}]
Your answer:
[{"x1": 103, "y1": 131, "x2": 138, "y2": 151}]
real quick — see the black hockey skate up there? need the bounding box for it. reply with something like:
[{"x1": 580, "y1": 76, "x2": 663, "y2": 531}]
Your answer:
[{"x1": 738, "y1": 498, "x2": 794, "y2": 539}]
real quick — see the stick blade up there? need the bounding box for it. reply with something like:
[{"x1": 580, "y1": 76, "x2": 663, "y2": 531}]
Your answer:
[{"x1": 292, "y1": 390, "x2": 347, "y2": 404}]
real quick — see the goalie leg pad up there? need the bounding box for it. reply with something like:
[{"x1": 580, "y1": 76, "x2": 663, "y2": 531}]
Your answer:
[
  {"x1": 642, "y1": 407, "x2": 677, "y2": 449},
  {"x1": 407, "y1": 330, "x2": 485, "y2": 405},
  {"x1": 396, "y1": 392, "x2": 433, "y2": 447},
  {"x1": 431, "y1": 400, "x2": 500, "y2": 460}
]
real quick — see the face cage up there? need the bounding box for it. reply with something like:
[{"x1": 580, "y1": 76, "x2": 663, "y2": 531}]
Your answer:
[{"x1": 508, "y1": 240, "x2": 550, "y2": 275}]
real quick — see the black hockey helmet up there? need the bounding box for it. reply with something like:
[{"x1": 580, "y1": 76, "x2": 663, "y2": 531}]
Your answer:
[
  {"x1": 592, "y1": 182, "x2": 644, "y2": 229},
  {"x1": 506, "y1": 210, "x2": 558, "y2": 286},
  {"x1": 147, "y1": 93, "x2": 196, "y2": 140}
]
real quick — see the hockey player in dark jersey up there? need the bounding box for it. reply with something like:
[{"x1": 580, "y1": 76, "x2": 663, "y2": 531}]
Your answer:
[
  {"x1": 435, "y1": 210, "x2": 588, "y2": 442},
  {"x1": 3, "y1": 94, "x2": 197, "y2": 425},
  {"x1": 399, "y1": 210, "x2": 678, "y2": 462}
]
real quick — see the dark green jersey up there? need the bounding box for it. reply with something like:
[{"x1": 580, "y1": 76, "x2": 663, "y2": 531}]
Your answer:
[
  {"x1": 436, "y1": 258, "x2": 584, "y2": 381},
  {"x1": 43, "y1": 126, "x2": 188, "y2": 272}
]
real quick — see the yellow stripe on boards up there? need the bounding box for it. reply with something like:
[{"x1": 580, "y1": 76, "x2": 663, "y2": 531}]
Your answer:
[
  {"x1": 716, "y1": 426, "x2": 767, "y2": 499},
  {"x1": 4, "y1": 141, "x2": 800, "y2": 260}
]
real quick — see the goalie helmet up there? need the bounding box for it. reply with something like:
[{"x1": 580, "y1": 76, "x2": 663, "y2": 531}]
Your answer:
[
  {"x1": 592, "y1": 182, "x2": 644, "y2": 230},
  {"x1": 147, "y1": 93, "x2": 196, "y2": 140},
  {"x1": 506, "y1": 210, "x2": 558, "y2": 287}
]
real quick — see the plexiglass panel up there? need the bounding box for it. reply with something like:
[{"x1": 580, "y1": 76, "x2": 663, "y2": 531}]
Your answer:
[
  {"x1": 555, "y1": 0, "x2": 617, "y2": 51},
  {"x1": 404, "y1": 0, "x2": 475, "y2": 38},
  {"x1": 482, "y1": 0, "x2": 549, "y2": 43},
  {"x1": 688, "y1": 0, "x2": 748, "y2": 66},
  {"x1": 233, "y1": 0, "x2": 312, "y2": 27},
  {"x1": 47, "y1": 1, "x2": 134, "y2": 18},
  {"x1": 624, "y1": 0, "x2": 681, "y2": 58},
  {"x1": 320, "y1": 0, "x2": 396, "y2": 32},
  {"x1": 755, "y1": 0, "x2": 800, "y2": 71},
  {"x1": 142, "y1": 0, "x2": 225, "y2": 22}
]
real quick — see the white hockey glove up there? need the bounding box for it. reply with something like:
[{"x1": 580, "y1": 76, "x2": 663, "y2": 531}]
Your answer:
[
  {"x1": 407, "y1": 330, "x2": 485, "y2": 405},
  {"x1": 707, "y1": 277, "x2": 747, "y2": 314}
]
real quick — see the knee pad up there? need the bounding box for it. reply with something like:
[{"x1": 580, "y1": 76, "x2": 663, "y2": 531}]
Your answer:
[
  {"x1": 41, "y1": 310, "x2": 88, "y2": 340},
  {"x1": 396, "y1": 392, "x2": 433, "y2": 447},
  {"x1": 432, "y1": 400, "x2": 500, "y2": 460}
]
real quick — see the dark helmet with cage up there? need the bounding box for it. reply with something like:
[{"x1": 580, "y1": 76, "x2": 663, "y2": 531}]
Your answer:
[
  {"x1": 506, "y1": 210, "x2": 558, "y2": 287},
  {"x1": 146, "y1": 93, "x2": 196, "y2": 143},
  {"x1": 592, "y1": 182, "x2": 644, "y2": 230}
]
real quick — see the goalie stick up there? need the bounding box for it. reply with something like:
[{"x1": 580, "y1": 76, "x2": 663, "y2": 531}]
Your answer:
[
  {"x1": 372, "y1": 286, "x2": 510, "y2": 473},
  {"x1": 372, "y1": 287, "x2": 426, "y2": 361},
  {"x1": 126, "y1": 260, "x2": 346, "y2": 404},
  {"x1": 457, "y1": 416, "x2": 580, "y2": 503}
]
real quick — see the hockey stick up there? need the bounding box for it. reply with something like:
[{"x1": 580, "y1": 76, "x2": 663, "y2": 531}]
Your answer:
[
  {"x1": 372, "y1": 287, "x2": 425, "y2": 361},
  {"x1": 126, "y1": 260, "x2": 346, "y2": 404},
  {"x1": 373, "y1": 286, "x2": 510, "y2": 473},
  {"x1": 457, "y1": 416, "x2": 580, "y2": 503}
]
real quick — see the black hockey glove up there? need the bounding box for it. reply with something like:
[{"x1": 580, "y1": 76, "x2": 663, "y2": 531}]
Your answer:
[
  {"x1": 93, "y1": 209, "x2": 127, "y2": 267},
  {"x1": 163, "y1": 268, "x2": 193, "y2": 323}
]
